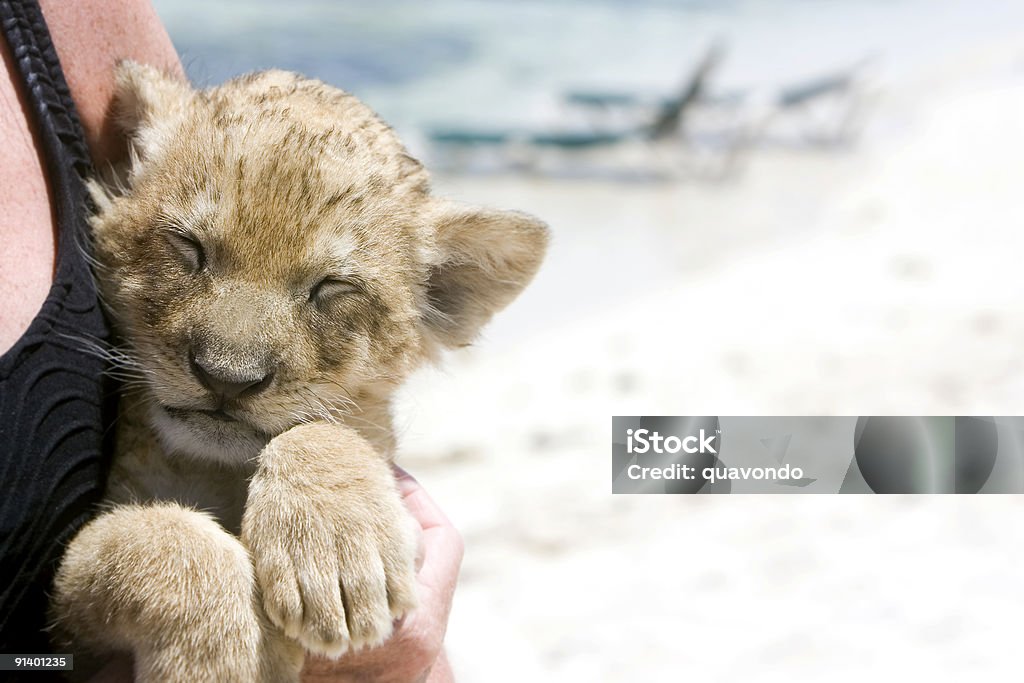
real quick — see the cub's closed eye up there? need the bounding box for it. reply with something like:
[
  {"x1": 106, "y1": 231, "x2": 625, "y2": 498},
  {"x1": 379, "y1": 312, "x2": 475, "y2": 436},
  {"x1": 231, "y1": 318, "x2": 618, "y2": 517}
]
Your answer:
[
  {"x1": 310, "y1": 277, "x2": 359, "y2": 302},
  {"x1": 165, "y1": 231, "x2": 205, "y2": 272}
]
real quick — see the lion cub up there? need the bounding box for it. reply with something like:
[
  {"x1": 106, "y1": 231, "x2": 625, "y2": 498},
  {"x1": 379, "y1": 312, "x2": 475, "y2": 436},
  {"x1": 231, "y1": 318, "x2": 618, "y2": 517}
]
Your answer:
[{"x1": 50, "y1": 63, "x2": 547, "y2": 682}]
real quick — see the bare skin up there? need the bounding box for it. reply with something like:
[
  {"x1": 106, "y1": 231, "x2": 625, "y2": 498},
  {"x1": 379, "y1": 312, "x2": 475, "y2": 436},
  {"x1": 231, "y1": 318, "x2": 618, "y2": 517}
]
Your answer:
[
  {"x1": 0, "y1": 21, "x2": 56, "y2": 355},
  {"x1": 1, "y1": 2, "x2": 460, "y2": 680},
  {"x1": 0, "y1": 0, "x2": 181, "y2": 355}
]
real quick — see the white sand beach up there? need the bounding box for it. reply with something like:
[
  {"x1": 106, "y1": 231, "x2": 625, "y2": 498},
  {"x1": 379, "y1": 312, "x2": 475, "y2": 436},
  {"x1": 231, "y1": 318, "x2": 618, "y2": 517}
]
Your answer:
[
  {"x1": 393, "y1": 34, "x2": 1024, "y2": 681},
  {"x1": 127, "y1": 0, "x2": 1024, "y2": 677}
]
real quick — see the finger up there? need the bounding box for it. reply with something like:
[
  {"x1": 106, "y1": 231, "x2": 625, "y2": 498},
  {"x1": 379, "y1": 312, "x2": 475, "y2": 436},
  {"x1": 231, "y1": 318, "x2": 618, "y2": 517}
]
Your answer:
[
  {"x1": 391, "y1": 466, "x2": 463, "y2": 598},
  {"x1": 392, "y1": 466, "x2": 453, "y2": 531},
  {"x1": 393, "y1": 464, "x2": 421, "y2": 499},
  {"x1": 416, "y1": 520, "x2": 464, "y2": 601}
]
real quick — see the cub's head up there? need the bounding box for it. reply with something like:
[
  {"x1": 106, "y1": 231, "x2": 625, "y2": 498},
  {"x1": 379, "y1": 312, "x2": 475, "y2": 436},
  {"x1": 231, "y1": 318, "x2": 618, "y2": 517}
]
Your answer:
[{"x1": 91, "y1": 63, "x2": 548, "y2": 464}]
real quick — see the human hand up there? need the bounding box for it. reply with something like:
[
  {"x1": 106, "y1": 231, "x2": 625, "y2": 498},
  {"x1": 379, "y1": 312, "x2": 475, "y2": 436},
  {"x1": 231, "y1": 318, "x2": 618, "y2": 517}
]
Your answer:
[{"x1": 301, "y1": 465, "x2": 464, "y2": 683}]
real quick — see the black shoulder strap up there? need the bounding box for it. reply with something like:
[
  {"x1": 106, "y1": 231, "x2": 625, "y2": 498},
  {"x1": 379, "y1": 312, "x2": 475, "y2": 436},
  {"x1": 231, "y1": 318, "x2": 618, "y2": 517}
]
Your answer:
[{"x1": 0, "y1": 0, "x2": 95, "y2": 188}]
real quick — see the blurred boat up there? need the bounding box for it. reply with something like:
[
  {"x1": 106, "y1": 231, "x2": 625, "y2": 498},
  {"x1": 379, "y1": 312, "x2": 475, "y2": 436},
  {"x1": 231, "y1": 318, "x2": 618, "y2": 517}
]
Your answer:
[
  {"x1": 567, "y1": 57, "x2": 876, "y2": 150},
  {"x1": 424, "y1": 42, "x2": 729, "y2": 178}
]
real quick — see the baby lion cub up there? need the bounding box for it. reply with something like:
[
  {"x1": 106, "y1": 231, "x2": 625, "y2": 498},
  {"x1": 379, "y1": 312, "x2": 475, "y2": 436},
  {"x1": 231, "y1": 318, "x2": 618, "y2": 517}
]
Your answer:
[{"x1": 50, "y1": 63, "x2": 547, "y2": 682}]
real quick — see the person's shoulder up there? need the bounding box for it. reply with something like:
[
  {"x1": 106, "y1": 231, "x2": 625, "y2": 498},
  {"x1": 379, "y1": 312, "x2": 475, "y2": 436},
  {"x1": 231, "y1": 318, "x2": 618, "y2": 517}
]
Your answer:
[{"x1": 39, "y1": 0, "x2": 183, "y2": 166}]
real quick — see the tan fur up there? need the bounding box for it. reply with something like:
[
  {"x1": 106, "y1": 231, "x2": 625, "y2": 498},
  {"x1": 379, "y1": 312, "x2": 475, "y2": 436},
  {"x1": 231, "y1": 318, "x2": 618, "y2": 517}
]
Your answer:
[{"x1": 50, "y1": 62, "x2": 548, "y2": 682}]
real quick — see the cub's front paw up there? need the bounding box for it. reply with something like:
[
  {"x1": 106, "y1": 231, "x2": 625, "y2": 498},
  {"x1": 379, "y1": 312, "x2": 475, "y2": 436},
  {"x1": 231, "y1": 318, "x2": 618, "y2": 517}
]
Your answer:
[{"x1": 241, "y1": 424, "x2": 418, "y2": 657}]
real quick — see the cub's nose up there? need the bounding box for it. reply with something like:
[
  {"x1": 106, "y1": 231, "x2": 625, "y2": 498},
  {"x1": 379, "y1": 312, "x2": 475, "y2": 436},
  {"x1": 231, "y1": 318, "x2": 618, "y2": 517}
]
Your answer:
[{"x1": 189, "y1": 352, "x2": 274, "y2": 400}]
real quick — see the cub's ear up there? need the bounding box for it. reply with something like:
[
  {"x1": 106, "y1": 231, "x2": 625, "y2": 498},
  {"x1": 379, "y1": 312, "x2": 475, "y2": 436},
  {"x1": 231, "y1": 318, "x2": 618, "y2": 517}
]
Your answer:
[
  {"x1": 113, "y1": 60, "x2": 192, "y2": 163},
  {"x1": 423, "y1": 202, "x2": 549, "y2": 348}
]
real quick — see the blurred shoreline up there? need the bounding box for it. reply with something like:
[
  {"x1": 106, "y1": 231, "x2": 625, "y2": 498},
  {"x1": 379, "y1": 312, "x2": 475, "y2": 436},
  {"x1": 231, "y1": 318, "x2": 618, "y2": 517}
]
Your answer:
[{"x1": 397, "y1": 30, "x2": 1024, "y2": 681}]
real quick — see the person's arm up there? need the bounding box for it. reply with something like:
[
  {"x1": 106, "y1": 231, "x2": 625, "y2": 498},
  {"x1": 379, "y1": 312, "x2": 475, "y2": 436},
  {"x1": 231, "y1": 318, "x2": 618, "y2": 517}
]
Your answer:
[
  {"x1": 302, "y1": 467, "x2": 464, "y2": 683},
  {"x1": 38, "y1": 0, "x2": 183, "y2": 167}
]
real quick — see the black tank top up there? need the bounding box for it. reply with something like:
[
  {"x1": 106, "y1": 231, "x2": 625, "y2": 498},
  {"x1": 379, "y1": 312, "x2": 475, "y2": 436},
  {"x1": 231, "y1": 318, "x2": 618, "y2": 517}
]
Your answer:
[{"x1": 0, "y1": 0, "x2": 116, "y2": 655}]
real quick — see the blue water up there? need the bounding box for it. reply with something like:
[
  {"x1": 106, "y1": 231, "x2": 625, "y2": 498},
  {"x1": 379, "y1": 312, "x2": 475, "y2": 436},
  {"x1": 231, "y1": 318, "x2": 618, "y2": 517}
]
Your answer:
[{"x1": 153, "y1": 0, "x2": 1024, "y2": 140}]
